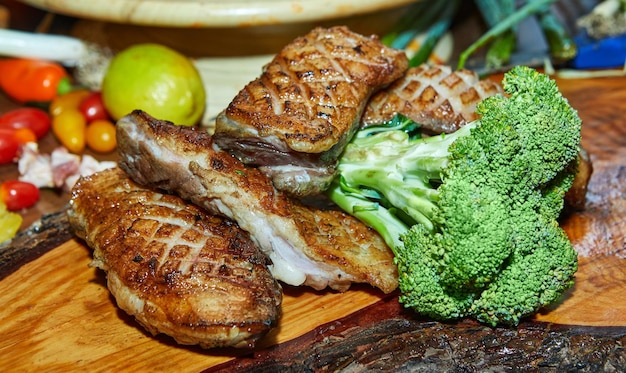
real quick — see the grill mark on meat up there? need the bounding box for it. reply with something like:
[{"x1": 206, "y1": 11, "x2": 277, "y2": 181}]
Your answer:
[
  {"x1": 361, "y1": 64, "x2": 503, "y2": 134},
  {"x1": 116, "y1": 110, "x2": 398, "y2": 294},
  {"x1": 214, "y1": 26, "x2": 408, "y2": 196},
  {"x1": 67, "y1": 167, "x2": 282, "y2": 349}
]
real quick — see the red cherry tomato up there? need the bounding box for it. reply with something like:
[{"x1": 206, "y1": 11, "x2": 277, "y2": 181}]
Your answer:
[
  {"x1": 12, "y1": 127, "x2": 37, "y2": 144},
  {"x1": 79, "y1": 91, "x2": 109, "y2": 123},
  {"x1": 1, "y1": 180, "x2": 40, "y2": 211},
  {"x1": 0, "y1": 128, "x2": 20, "y2": 164},
  {"x1": 0, "y1": 107, "x2": 51, "y2": 139}
]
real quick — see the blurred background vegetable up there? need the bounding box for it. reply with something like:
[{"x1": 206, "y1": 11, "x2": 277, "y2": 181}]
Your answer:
[
  {"x1": 0, "y1": 199, "x2": 22, "y2": 244},
  {"x1": 474, "y1": 0, "x2": 518, "y2": 69},
  {"x1": 577, "y1": 0, "x2": 626, "y2": 39},
  {"x1": 381, "y1": 0, "x2": 597, "y2": 74},
  {"x1": 0, "y1": 180, "x2": 40, "y2": 211},
  {"x1": 0, "y1": 58, "x2": 71, "y2": 103},
  {"x1": 0, "y1": 107, "x2": 51, "y2": 139}
]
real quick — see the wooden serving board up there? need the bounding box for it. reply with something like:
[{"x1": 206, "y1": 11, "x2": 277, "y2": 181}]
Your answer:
[{"x1": 1, "y1": 74, "x2": 625, "y2": 371}]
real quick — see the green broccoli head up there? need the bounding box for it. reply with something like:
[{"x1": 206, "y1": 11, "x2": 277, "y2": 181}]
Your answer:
[
  {"x1": 470, "y1": 216, "x2": 578, "y2": 326},
  {"x1": 476, "y1": 66, "x2": 581, "y2": 190},
  {"x1": 329, "y1": 66, "x2": 582, "y2": 326},
  {"x1": 435, "y1": 180, "x2": 514, "y2": 292},
  {"x1": 396, "y1": 223, "x2": 476, "y2": 320}
]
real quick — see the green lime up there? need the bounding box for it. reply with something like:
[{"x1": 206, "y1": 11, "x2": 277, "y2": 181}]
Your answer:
[{"x1": 102, "y1": 43, "x2": 206, "y2": 126}]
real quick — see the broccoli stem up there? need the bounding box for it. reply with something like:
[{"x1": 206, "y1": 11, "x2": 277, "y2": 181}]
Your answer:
[
  {"x1": 326, "y1": 182, "x2": 409, "y2": 251},
  {"x1": 330, "y1": 118, "x2": 475, "y2": 248}
]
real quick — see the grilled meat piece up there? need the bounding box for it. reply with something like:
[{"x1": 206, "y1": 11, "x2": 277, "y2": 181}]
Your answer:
[
  {"x1": 361, "y1": 64, "x2": 503, "y2": 134},
  {"x1": 67, "y1": 167, "x2": 282, "y2": 349},
  {"x1": 214, "y1": 26, "x2": 408, "y2": 196},
  {"x1": 117, "y1": 110, "x2": 398, "y2": 294}
]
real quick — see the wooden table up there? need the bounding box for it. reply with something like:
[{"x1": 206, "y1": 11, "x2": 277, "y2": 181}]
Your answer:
[{"x1": 0, "y1": 73, "x2": 624, "y2": 371}]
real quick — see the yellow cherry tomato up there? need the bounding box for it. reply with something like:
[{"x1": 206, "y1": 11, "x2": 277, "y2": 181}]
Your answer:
[
  {"x1": 86, "y1": 119, "x2": 117, "y2": 153},
  {"x1": 52, "y1": 109, "x2": 86, "y2": 153},
  {"x1": 49, "y1": 89, "x2": 91, "y2": 117}
]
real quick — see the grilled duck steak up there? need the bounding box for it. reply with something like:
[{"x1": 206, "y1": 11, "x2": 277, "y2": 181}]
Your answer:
[
  {"x1": 117, "y1": 110, "x2": 398, "y2": 294},
  {"x1": 67, "y1": 167, "x2": 282, "y2": 349},
  {"x1": 214, "y1": 26, "x2": 408, "y2": 196},
  {"x1": 361, "y1": 64, "x2": 503, "y2": 134}
]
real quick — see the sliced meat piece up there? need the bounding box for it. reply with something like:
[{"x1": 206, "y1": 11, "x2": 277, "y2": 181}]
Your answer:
[
  {"x1": 214, "y1": 26, "x2": 408, "y2": 196},
  {"x1": 361, "y1": 64, "x2": 503, "y2": 134},
  {"x1": 117, "y1": 110, "x2": 398, "y2": 294},
  {"x1": 67, "y1": 167, "x2": 282, "y2": 349}
]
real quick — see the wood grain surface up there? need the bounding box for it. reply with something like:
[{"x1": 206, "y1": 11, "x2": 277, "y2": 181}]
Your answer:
[{"x1": 0, "y1": 74, "x2": 625, "y2": 371}]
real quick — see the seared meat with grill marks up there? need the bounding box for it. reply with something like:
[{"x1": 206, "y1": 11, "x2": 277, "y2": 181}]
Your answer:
[
  {"x1": 116, "y1": 110, "x2": 398, "y2": 294},
  {"x1": 361, "y1": 64, "x2": 503, "y2": 134},
  {"x1": 67, "y1": 167, "x2": 282, "y2": 349},
  {"x1": 214, "y1": 26, "x2": 408, "y2": 196}
]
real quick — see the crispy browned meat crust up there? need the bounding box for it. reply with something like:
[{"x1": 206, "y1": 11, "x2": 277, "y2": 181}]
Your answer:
[
  {"x1": 216, "y1": 26, "x2": 408, "y2": 156},
  {"x1": 361, "y1": 64, "x2": 503, "y2": 133},
  {"x1": 116, "y1": 111, "x2": 398, "y2": 294},
  {"x1": 67, "y1": 168, "x2": 282, "y2": 349}
]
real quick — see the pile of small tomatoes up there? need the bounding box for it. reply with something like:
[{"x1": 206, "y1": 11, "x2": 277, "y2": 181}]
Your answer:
[{"x1": 0, "y1": 57, "x2": 117, "y2": 213}]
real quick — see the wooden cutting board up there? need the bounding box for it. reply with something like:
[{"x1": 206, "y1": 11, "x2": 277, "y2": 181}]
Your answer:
[{"x1": 0, "y1": 74, "x2": 625, "y2": 371}]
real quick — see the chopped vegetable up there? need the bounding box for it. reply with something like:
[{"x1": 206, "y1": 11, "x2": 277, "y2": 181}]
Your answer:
[
  {"x1": 329, "y1": 66, "x2": 581, "y2": 326},
  {"x1": 0, "y1": 58, "x2": 71, "y2": 103}
]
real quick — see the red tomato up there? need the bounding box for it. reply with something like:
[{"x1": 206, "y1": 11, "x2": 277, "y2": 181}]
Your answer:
[
  {"x1": 79, "y1": 91, "x2": 109, "y2": 123},
  {"x1": 0, "y1": 107, "x2": 51, "y2": 139},
  {"x1": 0, "y1": 128, "x2": 20, "y2": 164},
  {"x1": 0, "y1": 180, "x2": 40, "y2": 211}
]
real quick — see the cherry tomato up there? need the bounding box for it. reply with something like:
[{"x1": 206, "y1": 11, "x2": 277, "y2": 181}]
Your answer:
[
  {"x1": 49, "y1": 89, "x2": 91, "y2": 117},
  {"x1": 79, "y1": 91, "x2": 109, "y2": 123},
  {"x1": 52, "y1": 109, "x2": 86, "y2": 153},
  {"x1": 0, "y1": 128, "x2": 20, "y2": 164},
  {"x1": 0, "y1": 180, "x2": 40, "y2": 211},
  {"x1": 86, "y1": 119, "x2": 117, "y2": 153},
  {"x1": 12, "y1": 127, "x2": 37, "y2": 144},
  {"x1": 0, "y1": 107, "x2": 51, "y2": 139}
]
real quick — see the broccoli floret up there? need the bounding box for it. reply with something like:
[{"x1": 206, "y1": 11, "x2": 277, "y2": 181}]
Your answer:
[{"x1": 328, "y1": 66, "x2": 581, "y2": 326}]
